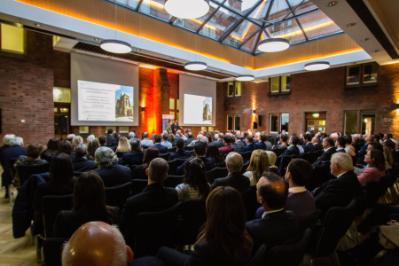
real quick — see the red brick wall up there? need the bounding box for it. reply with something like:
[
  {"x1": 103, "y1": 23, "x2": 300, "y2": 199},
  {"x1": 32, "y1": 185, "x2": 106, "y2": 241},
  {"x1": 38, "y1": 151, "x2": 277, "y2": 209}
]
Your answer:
[{"x1": 222, "y1": 64, "x2": 399, "y2": 137}]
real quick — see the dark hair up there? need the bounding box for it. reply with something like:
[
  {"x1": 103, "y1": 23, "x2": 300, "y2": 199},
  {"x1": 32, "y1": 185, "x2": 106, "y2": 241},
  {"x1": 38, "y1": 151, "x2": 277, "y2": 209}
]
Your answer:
[
  {"x1": 246, "y1": 135, "x2": 254, "y2": 143},
  {"x1": 107, "y1": 128, "x2": 113, "y2": 134},
  {"x1": 27, "y1": 144, "x2": 42, "y2": 159},
  {"x1": 98, "y1": 135, "x2": 106, "y2": 146},
  {"x1": 258, "y1": 172, "x2": 288, "y2": 209},
  {"x1": 143, "y1": 148, "x2": 160, "y2": 164},
  {"x1": 369, "y1": 142, "x2": 383, "y2": 152},
  {"x1": 384, "y1": 139, "x2": 396, "y2": 150},
  {"x1": 324, "y1": 137, "x2": 335, "y2": 147},
  {"x1": 47, "y1": 138, "x2": 59, "y2": 151},
  {"x1": 206, "y1": 145, "x2": 220, "y2": 159},
  {"x1": 224, "y1": 135, "x2": 235, "y2": 144},
  {"x1": 369, "y1": 149, "x2": 385, "y2": 172},
  {"x1": 49, "y1": 153, "x2": 73, "y2": 185},
  {"x1": 130, "y1": 139, "x2": 141, "y2": 152},
  {"x1": 73, "y1": 172, "x2": 110, "y2": 221},
  {"x1": 287, "y1": 159, "x2": 312, "y2": 186},
  {"x1": 197, "y1": 186, "x2": 252, "y2": 262},
  {"x1": 148, "y1": 158, "x2": 169, "y2": 183},
  {"x1": 194, "y1": 141, "x2": 207, "y2": 156},
  {"x1": 74, "y1": 144, "x2": 87, "y2": 158},
  {"x1": 162, "y1": 133, "x2": 169, "y2": 141},
  {"x1": 343, "y1": 135, "x2": 352, "y2": 145},
  {"x1": 58, "y1": 140, "x2": 73, "y2": 155},
  {"x1": 176, "y1": 138, "x2": 185, "y2": 150},
  {"x1": 280, "y1": 135, "x2": 288, "y2": 143},
  {"x1": 260, "y1": 134, "x2": 267, "y2": 142},
  {"x1": 305, "y1": 133, "x2": 313, "y2": 142},
  {"x1": 184, "y1": 158, "x2": 210, "y2": 199},
  {"x1": 290, "y1": 135, "x2": 299, "y2": 146},
  {"x1": 153, "y1": 134, "x2": 162, "y2": 143},
  {"x1": 87, "y1": 139, "x2": 100, "y2": 159},
  {"x1": 337, "y1": 136, "x2": 346, "y2": 147}
]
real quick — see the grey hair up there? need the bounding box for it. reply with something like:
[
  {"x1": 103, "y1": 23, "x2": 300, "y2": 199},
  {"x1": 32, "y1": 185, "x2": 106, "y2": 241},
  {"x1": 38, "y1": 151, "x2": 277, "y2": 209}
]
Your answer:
[
  {"x1": 3, "y1": 134, "x2": 16, "y2": 146},
  {"x1": 225, "y1": 152, "x2": 243, "y2": 174},
  {"x1": 86, "y1": 134, "x2": 96, "y2": 143},
  {"x1": 15, "y1": 136, "x2": 24, "y2": 146},
  {"x1": 331, "y1": 152, "x2": 353, "y2": 172},
  {"x1": 95, "y1": 146, "x2": 118, "y2": 168},
  {"x1": 128, "y1": 131, "x2": 136, "y2": 139}
]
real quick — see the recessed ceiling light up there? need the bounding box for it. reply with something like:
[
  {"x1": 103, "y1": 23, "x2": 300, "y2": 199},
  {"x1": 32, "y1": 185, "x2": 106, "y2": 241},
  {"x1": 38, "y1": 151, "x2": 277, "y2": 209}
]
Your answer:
[
  {"x1": 258, "y1": 38, "x2": 290, "y2": 53},
  {"x1": 100, "y1": 40, "x2": 132, "y2": 54},
  {"x1": 304, "y1": 61, "x2": 330, "y2": 71},
  {"x1": 328, "y1": 1, "x2": 338, "y2": 7},
  {"x1": 165, "y1": 0, "x2": 210, "y2": 19},
  {"x1": 184, "y1": 61, "x2": 207, "y2": 71},
  {"x1": 236, "y1": 75, "x2": 255, "y2": 81}
]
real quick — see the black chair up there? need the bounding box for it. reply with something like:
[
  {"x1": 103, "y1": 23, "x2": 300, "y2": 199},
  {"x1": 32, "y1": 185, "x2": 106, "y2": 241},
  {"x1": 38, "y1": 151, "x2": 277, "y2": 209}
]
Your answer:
[
  {"x1": 134, "y1": 204, "x2": 179, "y2": 257},
  {"x1": 278, "y1": 155, "x2": 298, "y2": 176},
  {"x1": 42, "y1": 237, "x2": 66, "y2": 266},
  {"x1": 164, "y1": 175, "x2": 184, "y2": 188},
  {"x1": 206, "y1": 167, "x2": 228, "y2": 183},
  {"x1": 250, "y1": 228, "x2": 313, "y2": 266},
  {"x1": 130, "y1": 164, "x2": 147, "y2": 179},
  {"x1": 175, "y1": 199, "x2": 206, "y2": 245},
  {"x1": 105, "y1": 182, "x2": 132, "y2": 208},
  {"x1": 16, "y1": 163, "x2": 49, "y2": 187},
  {"x1": 42, "y1": 194, "x2": 73, "y2": 238},
  {"x1": 243, "y1": 186, "x2": 259, "y2": 220},
  {"x1": 131, "y1": 179, "x2": 148, "y2": 195},
  {"x1": 159, "y1": 153, "x2": 170, "y2": 161},
  {"x1": 168, "y1": 158, "x2": 187, "y2": 174}
]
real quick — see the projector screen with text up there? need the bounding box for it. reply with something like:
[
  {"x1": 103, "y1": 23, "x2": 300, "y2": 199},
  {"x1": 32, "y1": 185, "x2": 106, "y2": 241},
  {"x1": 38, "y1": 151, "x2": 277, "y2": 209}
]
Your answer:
[
  {"x1": 179, "y1": 75, "x2": 216, "y2": 126},
  {"x1": 71, "y1": 52, "x2": 139, "y2": 126}
]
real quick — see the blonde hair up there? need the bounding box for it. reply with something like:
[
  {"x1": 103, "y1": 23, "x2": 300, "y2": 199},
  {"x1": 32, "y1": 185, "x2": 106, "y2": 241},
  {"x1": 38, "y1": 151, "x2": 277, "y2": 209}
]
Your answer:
[
  {"x1": 116, "y1": 136, "x2": 131, "y2": 153},
  {"x1": 247, "y1": 149, "x2": 270, "y2": 183},
  {"x1": 265, "y1": 150, "x2": 277, "y2": 166}
]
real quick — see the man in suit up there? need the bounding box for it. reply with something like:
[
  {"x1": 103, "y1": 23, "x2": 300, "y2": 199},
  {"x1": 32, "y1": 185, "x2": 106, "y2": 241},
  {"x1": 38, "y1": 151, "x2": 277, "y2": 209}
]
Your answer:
[
  {"x1": 177, "y1": 141, "x2": 215, "y2": 174},
  {"x1": 313, "y1": 137, "x2": 336, "y2": 168},
  {"x1": 303, "y1": 133, "x2": 315, "y2": 153},
  {"x1": 255, "y1": 133, "x2": 273, "y2": 151},
  {"x1": 106, "y1": 128, "x2": 117, "y2": 149},
  {"x1": 212, "y1": 152, "x2": 250, "y2": 193},
  {"x1": 72, "y1": 144, "x2": 97, "y2": 172},
  {"x1": 95, "y1": 147, "x2": 131, "y2": 187},
  {"x1": 336, "y1": 136, "x2": 347, "y2": 153},
  {"x1": 152, "y1": 134, "x2": 168, "y2": 153},
  {"x1": 218, "y1": 134, "x2": 235, "y2": 155},
  {"x1": 120, "y1": 139, "x2": 144, "y2": 166},
  {"x1": 246, "y1": 172, "x2": 300, "y2": 250},
  {"x1": 121, "y1": 158, "x2": 178, "y2": 247},
  {"x1": 281, "y1": 135, "x2": 301, "y2": 157},
  {"x1": 169, "y1": 138, "x2": 190, "y2": 160},
  {"x1": 242, "y1": 135, "x2": 256, "y2": 153},
  {"x1": 314, "y1": 152, "x2": 361, "y2": 214}
]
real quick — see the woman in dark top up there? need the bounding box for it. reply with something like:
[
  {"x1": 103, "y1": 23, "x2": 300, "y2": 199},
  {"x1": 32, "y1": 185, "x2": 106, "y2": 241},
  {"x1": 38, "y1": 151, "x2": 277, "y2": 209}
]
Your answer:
[
  {"x1": 54, "y1": 171, "x2": 115, "y2": 238},
  {"x1": 158, "y1": 186, "x2": 253, "y2": 266}
]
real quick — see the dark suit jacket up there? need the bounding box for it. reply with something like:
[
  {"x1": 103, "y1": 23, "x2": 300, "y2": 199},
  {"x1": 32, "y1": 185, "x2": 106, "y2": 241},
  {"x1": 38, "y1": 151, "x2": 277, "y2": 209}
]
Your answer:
[
  {"x1": 169, "y1": 149, "x2": 190, "y2": 160},
  {"x1": 281, "y1": 145, "x2": 300, "y2": 157},
  {"x1": 72, "y1": 157, "x2": 97, "y2": 172},
  {"x1": 242, "y1": 143, "x2": 256, "y2": 153},
  {"x1": 212, "y1": 173, "x2": 250, "y2": 193},
  {"x1": 106, "y1": 134, "x2": 117, "y2": 148},
  {"x1": 313, "y1": 147, "x2": 336, "y2": 168},
  {"x1": 153, "y1": 143, "x2": 168, "y2": 153},
  {"x1": 0, "y1": 145, "x2": 26, "y2": 185},
  {"x1": 314, "y1": 170, "x2": 361, "y2": 213},
  {"x1": 336, "y1": 148, "x2": 346, "y2": 153},
  {"x1": 121, "y1": 183, "x2": 178, "y2": 246},
  {"x1": 96, "y1": 164, "x2": 131, "y2": 187},
  {"x1": 303, "y1": 143, "x2": 315, "y2": 153},
  {"x1": 120, "y1": 151, "x2": 144, "y2": 166},
  {"x1": 246, "y1": 210, "x2": 300, "y2": 251}
]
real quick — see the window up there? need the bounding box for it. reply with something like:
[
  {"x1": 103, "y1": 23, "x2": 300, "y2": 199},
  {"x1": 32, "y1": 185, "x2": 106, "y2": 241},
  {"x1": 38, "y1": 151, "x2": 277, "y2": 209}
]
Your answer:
[
  {"x1": 361, "y1": 111, "x2": 376, "y2": 135},
  {"x1": 344, "y1": 111, "x2": 358, "y2": 135},
  {"x1": 169, "y1": 98, "x2": 179, "y2": 120},
  {"x1": 227, "y1": 115, "x2": 233, "y2": 130},
  {"x1": 305, "y1": 112, "x2": 327, "y2": 133},
  {"x1": 1, "y1": 23, "x2": 25, "y2": 54},
  {"x1": 269, "y1": 75, "x2": 291, "y2": 95},
  {"x1": 346, "y1": 63, "x2": 378, "y2": 87},
  {"x1": 227, "y1": 81, "x2": 242, "y2": 97},
  {"x1": 269, "y1": 114, "x2": 279, "y2": 132},
  {"x1": 235, "y1": 82, "x2": 242, "y2": 96},
  {"x1": 280, "y1": 113, "x2": 289, "y2": 132},
  {"x1": 227, "y1": 82, "x2": 234, "y2": 97},
  {"x1": 227, "y1": 115, "x2": 240, "y2": 131},
  {"x1": 53, "y1": 87, "x2": 71, "y2": 103},
  {"x1": 234, "y1": 116, "x2": 240, "y2": 131}
]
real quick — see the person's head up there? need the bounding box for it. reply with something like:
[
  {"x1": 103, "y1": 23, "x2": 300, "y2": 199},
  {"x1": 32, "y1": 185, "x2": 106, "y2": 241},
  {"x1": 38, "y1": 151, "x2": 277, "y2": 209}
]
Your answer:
[
  {"x1": 62, "y1": 222, "x2": 133, "y2": 266},
  {"x1": 225, "y1": 152, "x2": 243, "y2": 175},
  {"x1": 148, "y1": 158, "x2": 169, "y2": 185},
  {"x1": 256, "y1": 172, "x2": 288, "y2": 211},
  {"x1": 206, "y1": 145, "x2": 220, "y2": 158},
  {"x1": 153, "y1": 134, "x2": 162, "y2": 144},
  {"x1": 26, "y1": 144, "x2": 43, "y2": 160},
  {"x1": 2, "y1": 134, "x2": 16, "y2": 146},
  {"x1": 107, "y1": 128, "x2": 113, "y2": 135},
  {"x1": 184, "y1": 158, "x2": 209, "y2": 198},
  {"x1": 66, "y1": 134, "x2": 76, "y2": 143},
  {"x1": 289, "y1": 135, "x2": 299, "y2": 146},
  {"x1": 246, "y1": 135, "x2": 254, "y2": 144},
  {"x1": 194, "y1": 141, "x2": 207, "y2": 157},
  {"x1": 322, "y1": 137, "x2": 334, "y2": 149},
  {"x1": 260, "y1": 133, "x2": 268, "y2": 143},
  {"x1": 116, "y1": 136, "x2": 131, "y2": 153},
  {"x1": 162, "y1": 133, "x2": 169, "y2": 142},
  {"x1": 72, "y1": 135, "x2": 84, "y2": 148},
  {"x1": 98, "y1": 135, "x2": 106, "y2": 146},
  {"x1": 176, "y1": 138, "x2": 185, "y2": 150},
  {"x1": 47, "y1": 138, "x2": 59, "y2": 151},
  {"x1": 367, "y1": 141, "x2": 383, "y2": 152},
  {"x1": 265, "y1": 150, "x2": 277, "y2": 166},
  {"x1": 366, "y1": 135, "x2": 375, "y2": 144},
  {"x1": 311, "y1": 136, "x2": 320, "y2": 145},
  {"x1": 143, "y1": 148, "x2": 160, "y2": 164},
  {"x1": 336, "y1": 136, "x2": 346, "y2": 148},
  {"x1": 74, "y1": 144, "x2": 88, "y2": 158},
  {"x1": 128, "y1": 131, "x2": 136, "y2": 140},
  {"x1": 87, "y1": 139, "x2": 100, "y2": 158},
  {"x1": 15, "y1": 136, "x2": 24, "y2": 146},
  {"x1": 343, "y1": 135, "x2": 352, "y2": 146},
  {"x1": 247, "y1": 150, "x2": 270, "y2": 183},
  {"x1": 95, "y1": 147, "x2": 118, "y2": 168},
  {"x1": 365, "y1": 149, "x2": 385, "y2": 171},
  {"x1": 130, "y1": 139, "x2": 141, "y2": 152},
  {"x1": 58, "y1": 140, "x2": 73, "y2": 155},
  {"x1": 330, "y1": 152, "x2": 353, "y2": 176},
  {"x1": 198, "y1": 186, "x2": 252, "y2": 259},
  {"x1": 50, "y1": 153, "x2": 73, "y2": 184},
  {"x1": 304, "y1": 133, "x2": 313, "y2": 142},
  {"x1": 73, "y1": 171, "x2": 107, "y2": 213},
  {"x1": 280, "y1": 134, "x2": 288, "y2": 144},
  {"x1": 285, "y1": 159, "x2": 312, "y2": 187},
  {"x1": 86, "y1": 134, "x2": 96, "y2": 143},
  {"x1": 142, "y1": 132, "x2": 149, "y2": 139}
]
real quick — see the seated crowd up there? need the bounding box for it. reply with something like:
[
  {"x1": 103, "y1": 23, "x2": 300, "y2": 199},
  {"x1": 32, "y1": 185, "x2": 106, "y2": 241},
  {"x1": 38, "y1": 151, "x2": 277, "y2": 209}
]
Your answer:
[{"x1": 1, "y1": 128, "x2": 399, "y2": 266}]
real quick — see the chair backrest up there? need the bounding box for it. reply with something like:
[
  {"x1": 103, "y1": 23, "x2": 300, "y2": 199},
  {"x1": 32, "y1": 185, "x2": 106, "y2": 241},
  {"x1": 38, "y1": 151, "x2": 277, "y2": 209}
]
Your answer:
[
  {"x1": 42, "y1": 194, "x2": 73, "y2": 238},
  {"x1": 42, "y1": 237, "x2": 66, "y2": 266},
  {"x1": 206, "y1": 167, "x2": 228, "y2": 183},
  {"x1": 241, "y1": 151, "x2": 252, "y2": 162},
  {"x1": 16, "y1": 163, "x2": 49, "y2": 186},
  {"x1": 242, "y1": 186, "x2": 259, "y2": 220},
  {"x1": 134, "y1": 204, "x2": 180, "y2": 257},
  {"x1": 164, "y1": 175, "x2": 184, "y2": 188},
  {"x1": 130, "y1": 164, "x2": 147, "y2": 179},
  {"x1": 159, "y1": 153, "x2": 170, "y2": 161},
  {"x1": 105, "y1": 182, "x2": 132, "y2": 207},
  {"x1": 131, "y1": 179, "x2": 148, "y2": 195},
  {"x1": 168, "y1": 158, "x2": 187, "y2": 174},
  {"x1": 314, "y1": 199, "x2": 358, "y2": 257},
  {"x1": 175, "y1": 199, "x2": 206, "y2": 245}
]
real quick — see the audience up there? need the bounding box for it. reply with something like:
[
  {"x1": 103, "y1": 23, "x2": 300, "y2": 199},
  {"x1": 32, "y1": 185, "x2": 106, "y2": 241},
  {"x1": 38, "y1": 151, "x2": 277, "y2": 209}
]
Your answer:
[
  {"x1": 140, "y1": 132, "x2": 154, "y2": 148},
  {"x1": 243, "y1": 149, "x2": 270, "y2": 186},
  {"x1": 95, "y1": 147, "x2": 131, "y2": 187},
  {"x1": 177, "y1": 141, "x2": 214, "y2": 174},
  {"x1": 120, "y1": 139, "x2": 144, "y2": 166},
  {"x1": 212, "y1": 152, "x2": 250, "y2": 193},
  {"x1": 175, "y1": 158, "x2": 210, "y2": 201},
  {"x1": 357, "y1": 148, "x2": 386, "y2": 185},
  {"x1": 313, "y1": 137, "x2": 336, "y2": 168},
  {"x1": 106, "y1": 128, "x2": 117, "y2": 149},
  {"x1": 87, "y1": 138, "x2": 100, "y2": 160},
  {"x1": 54, "y1": 171, "x2": 116, "y2": 238},
  {"x1": 161, "y1": 133, "x2": 173, "y2": 149},
  {"x1": 72, "y1": 144, "x2": 97, "y2": 172},
  {"x1": 169, "y1": 138, "x2": 189, "y2": 160},
  {"x1": 41, "y1": 138, "x2": 59, "y2": 161},
  {"x1": 336, "y1": 136, "x2": 346, "y2": 153},
  {"x1": 116, "y1": 136, "x2": 132, "y2": 158},
  {"x1": 15, "y1": 144, "x2": 47, "y2": 173}
]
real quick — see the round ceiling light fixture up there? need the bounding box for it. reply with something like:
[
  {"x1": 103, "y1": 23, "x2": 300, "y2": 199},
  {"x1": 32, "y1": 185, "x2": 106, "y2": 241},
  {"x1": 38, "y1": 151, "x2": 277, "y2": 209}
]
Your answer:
[
  {"x1": 304, "y1": 61, "x2": 331, "y2": 71},
  {"x1": 100, "y1": 40, "x2": 132, "y2": 54},
  {"x1": 165, "y1": 0, "x2": 210, "y2": 19},
  {"x1": 236, "y1": 75, "x2": 255, "y2": 82},
  {"x1": 184, "y1": 61, "x2": 208, "y2": 71},
  {"x1": 258, "y1": 38, "x2": 290, "y2": 53}
]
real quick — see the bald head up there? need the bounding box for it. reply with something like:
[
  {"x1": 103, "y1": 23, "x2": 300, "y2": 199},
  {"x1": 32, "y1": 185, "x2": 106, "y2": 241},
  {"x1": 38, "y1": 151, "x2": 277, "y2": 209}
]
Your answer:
[
  {"x1": 256, "y1": 172, "x2": 288, "y2": 211},
  {"x1": 62, "y1": 222, "x2": 133, "y2": 266},
  {"x1": 225, "y1": 152, "x2": 243, "y2": 174}
]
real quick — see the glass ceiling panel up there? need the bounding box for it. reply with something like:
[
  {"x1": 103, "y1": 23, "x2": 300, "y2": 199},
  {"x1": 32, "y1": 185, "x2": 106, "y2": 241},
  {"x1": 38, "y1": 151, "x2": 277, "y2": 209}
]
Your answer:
[
  {"x1": 199, "y1": 6, "x2": 241, "y2": 40},
  {"x1": 106, "y1": 0, "x2": 344, "y2": 54},
  {"x1": 139, "y1": 0, "x2": 171, "y2": 22},
  {"x1": 297, "y1": 9, "x2": 342, "y2": 40}
]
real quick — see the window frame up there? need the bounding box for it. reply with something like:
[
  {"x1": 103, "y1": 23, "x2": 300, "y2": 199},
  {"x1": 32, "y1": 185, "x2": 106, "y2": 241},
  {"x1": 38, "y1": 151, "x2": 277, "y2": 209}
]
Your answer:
[
  {"x1": 0, "y1": 23, "x2": 26, "y2": 56},
  {"x1": 345, "y1": 63, "x2": 378, "y2": 88},
  {"x1": 269, "y1": 75, "x2": 291, "y2": 96},
  {"x1": 226, "y1": 114, "x2": 240, "y2": 131}
]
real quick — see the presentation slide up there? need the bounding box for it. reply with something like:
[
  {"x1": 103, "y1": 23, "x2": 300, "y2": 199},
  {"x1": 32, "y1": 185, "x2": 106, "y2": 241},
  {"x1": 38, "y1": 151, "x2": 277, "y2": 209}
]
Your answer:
[
  {"x1": 183, "y1": 94, "x2": 213, "y2": 125},
  {"x1": 78, "y1": 80, "x2": 134, "y2": 122}
]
